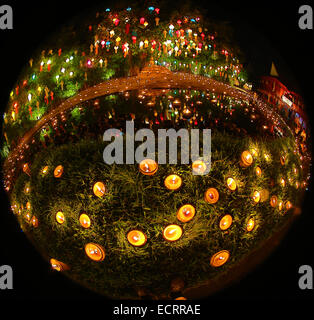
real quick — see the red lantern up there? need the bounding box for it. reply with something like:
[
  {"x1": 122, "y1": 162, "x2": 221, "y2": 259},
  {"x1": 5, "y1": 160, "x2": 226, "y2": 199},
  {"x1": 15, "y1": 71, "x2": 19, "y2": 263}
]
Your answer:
[
  {"x1": 140, "y1": 17, "x2": 145, "y2": 25},
  {"x1": 155, "y1": 8, "x2": 160, "y2": 14},
  {"x1": 131, "y1": 36, "x2": 137, "y2": 44}
]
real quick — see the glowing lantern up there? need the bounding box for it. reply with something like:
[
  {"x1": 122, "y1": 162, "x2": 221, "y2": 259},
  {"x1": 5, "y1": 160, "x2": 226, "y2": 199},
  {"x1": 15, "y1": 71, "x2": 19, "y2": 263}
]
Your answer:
[
  {"x1": 25, "y1": 212, "x2": 31, "y2": 222},
  {"x1": 175, "y1": 297, "x2": 187, "y2": 300},
  {"x1": 246, "y1": 218, "x2": 255, "y2": 232},
  {"x1": 210, "y1": 250, "x2": 230, "y2": 267},
  {"x1": 192, "y1": 160, "x2": 207, "y2": 175},
  {"x1": 177, "y1": 204, "x2": 195, "y2": 222},
  {"x1": 280, "y1": 178, "x2": 286, "y2": 187},
  {"x1": 226, "y1": 178, "x2": 237, "y2": 191},
  {"x1": 252, "y1": 191, "x2": 261, "y2": 203},
  {"x1": 278, "y1": 201, "x2": 283, "y2": 211},
  {"x1": 163, "y1": 224, "x2": 183, "y2": 242},
  {"x1": 256, "y1": 167, "x2": 262, "y2": 177},
  {"x1": 85, "y1": 243, "x2": 105, "y2": 261},
  {"x1": 127, "y1": 230, "x2": 147, "y2": 247},
  {"x1": 139, "y1": 159, "x2": 158, "y2": 175},
  {"x1": 26, "y1": 201, "x2": 31, "y2": 210},
  {"x1": 50, "y1": 258, "x2": 69, "y2": 271},
  {"x1": 280, "y1": 155, "x2": 286, "y2": 165},
  {"x1": 240, "y1": 151, "x2": 253, "y2": 167},
  {"x1": 79, "y1": 213, "x2": 91, "y2": 228},
  {"x1": 219, "y1": 215, "x2": 233, "y2": 230},
  {"x1": 270, "y1": 195, "x2": 278, "y2": 207},
  {"x1": 24, "y1": 186, "x2": 30, "y2": 194},
  {"x1": 204, "y1": 188, "x2": 219, "y2": 204},
  {"x1": 93, "y1": 182, "x2": 107, "y2": 197},
  {"x1": 164, "y1": 174, "x2": 182, "y2": 190},
  {"x1": 140, "y1": 17, "x2": 145, "y2": 24},
  {"x1": 56, "y1": 211, "x2": 65, "y2": 224},
  {"x1": 54, "y1": 165, "x2": 63, "y2": 178}
]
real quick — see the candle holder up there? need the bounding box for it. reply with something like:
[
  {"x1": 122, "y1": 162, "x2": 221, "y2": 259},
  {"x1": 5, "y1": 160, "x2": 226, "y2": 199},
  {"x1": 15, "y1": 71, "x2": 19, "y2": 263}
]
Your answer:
[
  {"x1": 163, "y1": 224, "x2": 183, "y2": 242},
  {"x1": 177, "y1": 204, "x2": 195, "y2": 223},
  {"x1": 127, "y1": 230, "x2": 147, "y2": 247},
  {"x1": 164, "y1": 174, "x2": 182, "y2": 190},
  {"x1": 139, "y1": 159, "x2": 158, "y2": 175},
  {"x1": 210, "y1": 250, "x2": 230, "y2": 267},
  {"x1": 84, "y1": 243, "x2": 105, "y2": 261}
]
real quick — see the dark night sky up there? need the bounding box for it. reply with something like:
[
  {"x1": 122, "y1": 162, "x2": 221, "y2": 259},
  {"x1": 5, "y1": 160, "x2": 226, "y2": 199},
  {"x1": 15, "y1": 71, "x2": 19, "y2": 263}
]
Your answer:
[{"x1": 0, "y1": 0, "x2": 314, "y2": 312}]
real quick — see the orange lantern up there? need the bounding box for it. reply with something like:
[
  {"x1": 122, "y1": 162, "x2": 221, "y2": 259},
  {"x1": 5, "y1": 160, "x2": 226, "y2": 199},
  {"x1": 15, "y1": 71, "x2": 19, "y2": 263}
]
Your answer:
[
  {"x1": 246, "y1": 218, "x2": 255, "y2": 232},
  {"x1": 219, "y1": 214, "x2": 233, "y2": 230},
  {"x1": 85, "y1": 243, "x2": 105, "y2": 261},
  {"x1": 240, "y1": 151, "x2": 253, "y2": 167},
  {"x1": 226, "y1": 178, "x2": 237, "y2": 191},
  {"x1": 56, "y1": 211, "x2": 65, "y2": 224},
  {"x1": 278, "y1": 201, "x2": 283, "y2": 211},
  {"x1": 127, "y1": 230, "x2": 147, "y2": 247},
  {"x1": 31, "y1": 216, "x2": 39, "y2": 228},
  {"x1": 252, "y1": 191, "x2": 261, "y2": 203},
  {"x1": 210, "y1": 250, "x2": 230, "y2": 267},
  {"x1": 139, "y1": 159, "x2": 158, "y2": 175},
  {"x1": 42, "y1": 166, "x2": 49, "y2": 175},
  {"x1": 25, "y1": 212, "x2": 31, "y2": 222},
  {"x1": 175, "y1": 297, "x2": 187, "y2": 300},
  {"x1": 93, "y1": 182, "x2": 107, "y2": 197},
  {"x1": 163, "y1": 224, "x2": 183, "y2": 242},
  {"x1": 255, "y1": 166, "x2": 262, "y2": 177},
  {"x1": 270, "y1": 195, "x2": 278, "y2": 207},
  {"x1": 54, "y1": 165, "x2": 63, "y2": 178},
  {"x1": 24, "y1": 185, "x2": 30, "y2": 194},
  {"x1": 79, "y1": 213, "x2": 91, "y2": 228},
  {"x1": 177, "y1": 204, "x2": 195, "y2": 223},
  {"x1": 204, "y1": 188, "x2": 219, "y2": 204},
  {"x1": 164, "y1": 174, "x2": 182, "y2": 190},
  {"x1": 50, "y1": 258, "x2": 69, "y2": 271},
  {"x1": 192, "y1": 160, "x2": 207, "y2": 175},
  {"x1": 280, "y1": 178, "x2": 286, "y2": 187},
  {"x1": 26, "y1": 201, "x2": 31, "y2": 210}
]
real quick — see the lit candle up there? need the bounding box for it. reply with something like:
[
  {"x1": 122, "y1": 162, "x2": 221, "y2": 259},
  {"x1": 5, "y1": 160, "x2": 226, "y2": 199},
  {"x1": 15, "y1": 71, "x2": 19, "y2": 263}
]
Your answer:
[
  {"x1": 54, "y1": 165, "x2": 63, "y2": 178},
  {"x1": 31, "y1": 216, "x2": 39, "y2": 228},
  {"x1": 139, "y1": 159, "x2": 158, "y2": 175},
  {"x1": 93, "y1": 182, "x2": 107, "y2": 197},
  {"x1": 204, "y1": 188, "x2": 219, "y2": 204},
  {"x1": 240, "y1": 151, "x2": 253, "y2": 167},
  {"x1": 210, "y1": 250, "x2": 230, "y2": 267},
  {"x1": 280, "y1": 178, "x2": 286, "y2": 187},
  {"x1": 177, "y1": 204, "x2": 195, "y2": 222},
  {"x1": 252, "y1": 191, "x2": 261, "y2": 203},
  {"x1": 278, "y1": 201, "x2": 283, "y2": 211},
  {"x1": 285, "y1": 201, "x2": 292, "y2": 211},
  {"x1": 163, "y1": 224, "x2": 183, "y2": 242},
  {"x1": 270, "y1": 195, "x2": 278, "y2": 207},
  {"x1": 50, "y1": 258, "x2": 69, "y2": 271},
  {"x1": 85, "y1": 243, "x2": 105, "y2": 261},
  {"x1": 42, "y1": 166, "x2": 49, "y2": 175},
  {"x1": 56, "y1": 211, "x2": 65, "y2": 224},
  {"x1": 164, "y1": 174, "x2": 182, "y2": 190},
  {"x1": 79, "y1": 213, "x2": 91, "y2": 228},
  {"x1": 26, "y1": 201, "x2": 31, "y2": 210},
  {"x1": 127, "y1": 230, "x2": 147, "y2": 247},
  {"x1": 255, "y1": 166, "x2": 262, "y2": 177},
  {"x1": 246, "y1": 218, "x2": 255, "y2": 232},
  {"x1": 192, "y1": 160, "x2": 206, "y2": 175},
  {"x1": 219, "y1": 214, "x2": 233, "y2": 230},
  {"x1": 226, "y1": 178, "x2": 236, "y2": 191}
]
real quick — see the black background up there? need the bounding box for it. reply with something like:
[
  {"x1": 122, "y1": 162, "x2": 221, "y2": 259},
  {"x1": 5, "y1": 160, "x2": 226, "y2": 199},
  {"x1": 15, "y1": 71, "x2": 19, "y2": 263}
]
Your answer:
[{"x1": 0, "y1": 0, "x2": 313, "y2": 313}]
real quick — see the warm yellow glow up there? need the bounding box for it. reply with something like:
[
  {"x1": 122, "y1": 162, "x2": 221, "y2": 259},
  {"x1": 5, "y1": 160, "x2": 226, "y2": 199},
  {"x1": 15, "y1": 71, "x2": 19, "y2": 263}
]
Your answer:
[
  {"x1": 255, "y1": 166, "x2": 262, "y2": 177},
  {"x1": 210, "y1": 250, "x2": 230, "y2": 267},
  {"x1": 270, "y1": 195, "x2": 278, "y2": 207},
  {"x1": 93, "y1": 182, "x2": 107, "y2": 197},
  {"x1": 139, "y1": 159, "x2": 158, "y2": 175},
  {"x1": 219, "y1": 215, "x2": 233, "y2": 230},
  {"x1": 127, "y1": 230, "x2": 147, "y2": 247},
  {"x1": 31, "y1": 216, "x2": 38, "y2": 228},
  {"x1": 226, "y1": 178, "x2": 237, "y2": 191},
  {"x1": 204, "y1": 188, "x2": 219, "y2": 204},
  {"x1": 246, "y1": 218, "x2": 255, "y2": 232},
  {"x1": 175, "y1": 297, "x2": 187, "y2": 300},
  {"x1": 42, "y1": 166, "x2": 49, "y2": 175},
  {"x1": 50, "y1": 258, "x2": 69, "y2": 271},
  {"x1": 85, "y1": 243, "x2": 105, "y2": 261},
  {"x1": 278, "y1": 201, "x2": 283, "y2": 211},
  {"x1": 192, "y1": 160, "x2": 207, "y2": 175},
  {"x1": 285, "y1": 201, "x2": 293, "y2": 211},
  {"x1": 56, "y1": 211, "x2": 65, "y2": 224},
  {"x1": 177, "y1": 204, "x2": 195, "y2": 223},
  {"x1": 280, "y1": 178, "x2": 286, "y2": 187},
  {"x1": 240, "y1": 151, "x2": 253, "y2": 167},
  {"x1": 79, "y1": 213, "x2": 91, "y2": 228},
  {"x1": 54, "y1": 165, "x2": 63, "y2": 178},
  {"x1": 163, "y1": 224, "x2": 183, "y2": 242},
  {"x1": 252, "y1": 191, "x2": 261, "y2": 203},
  {"x1": 250, "y1": 148, "x2": 258, "y2": 157},
  {"x1": 164, "y1": 174, "x2": 182, "y2": 190}
]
